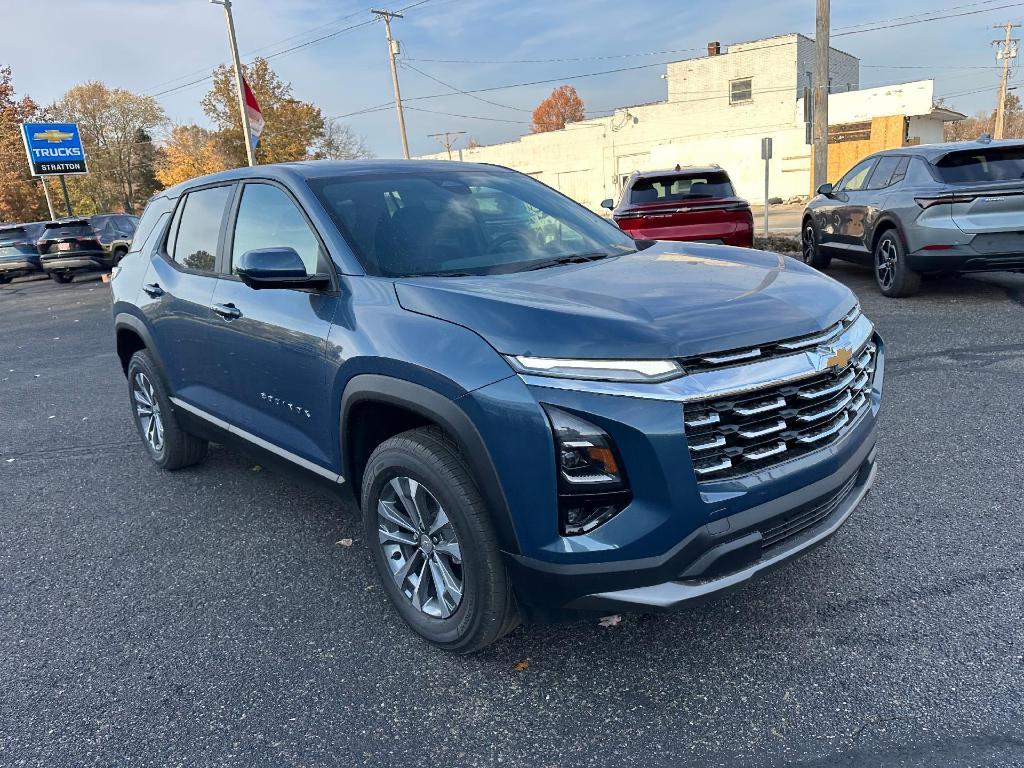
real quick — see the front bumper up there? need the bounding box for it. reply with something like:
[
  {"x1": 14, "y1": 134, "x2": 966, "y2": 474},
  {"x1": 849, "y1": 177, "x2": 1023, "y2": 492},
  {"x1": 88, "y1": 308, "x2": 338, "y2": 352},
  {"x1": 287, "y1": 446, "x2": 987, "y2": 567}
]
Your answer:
[{"x1": 506, "y1": 423, "x2": 876, "y2": 619}]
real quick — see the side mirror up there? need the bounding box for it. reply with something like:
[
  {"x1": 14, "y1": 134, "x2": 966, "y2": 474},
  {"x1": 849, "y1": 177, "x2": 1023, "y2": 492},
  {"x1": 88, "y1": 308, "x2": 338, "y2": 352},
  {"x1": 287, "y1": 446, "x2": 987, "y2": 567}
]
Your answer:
[
  {"x1": 600, "y1": 198, "x2": 615, "y2": 210},
  {"x1": 816, "y1": 183, "x2": 834, "y2": 197},
  {"x1": 236, "y1": 247, "x2": 329, "y2": 290}
]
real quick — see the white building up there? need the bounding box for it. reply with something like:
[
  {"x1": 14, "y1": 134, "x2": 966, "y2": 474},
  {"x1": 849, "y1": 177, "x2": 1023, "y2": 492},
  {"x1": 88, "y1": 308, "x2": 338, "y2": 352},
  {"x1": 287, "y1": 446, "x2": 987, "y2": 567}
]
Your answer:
[{"x1": 420, "y1": 34, "x2": 961, "y2": 209}]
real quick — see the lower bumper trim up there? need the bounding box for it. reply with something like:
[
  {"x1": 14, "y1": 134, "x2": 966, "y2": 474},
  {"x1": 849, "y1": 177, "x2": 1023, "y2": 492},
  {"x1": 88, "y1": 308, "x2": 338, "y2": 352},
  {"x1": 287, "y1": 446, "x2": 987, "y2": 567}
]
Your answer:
[{"x1": 566, "y1": 461, "x2": 876, "y2": 613}]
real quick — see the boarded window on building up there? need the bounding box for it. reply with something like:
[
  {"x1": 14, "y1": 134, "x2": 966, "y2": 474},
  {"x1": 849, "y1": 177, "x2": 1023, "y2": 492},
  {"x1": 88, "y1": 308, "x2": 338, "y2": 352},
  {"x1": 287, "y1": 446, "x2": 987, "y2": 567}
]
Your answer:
[
  {"x1": 829, "y1": 121, "x2": 872, "y2": 143},
  {"x1": 729, "y1": 78, "x2": 753, "y2": 104}
]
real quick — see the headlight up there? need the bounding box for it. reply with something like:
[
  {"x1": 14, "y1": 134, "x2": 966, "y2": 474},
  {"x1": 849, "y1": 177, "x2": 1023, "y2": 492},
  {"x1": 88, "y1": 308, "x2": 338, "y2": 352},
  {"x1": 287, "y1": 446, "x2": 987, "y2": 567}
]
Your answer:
[
  {"x1": 544, "y1": 406, "x2": 631, "y2": 535},
  {"x1": 507, "y1": 355, "x2": 683, "y2": 382}
]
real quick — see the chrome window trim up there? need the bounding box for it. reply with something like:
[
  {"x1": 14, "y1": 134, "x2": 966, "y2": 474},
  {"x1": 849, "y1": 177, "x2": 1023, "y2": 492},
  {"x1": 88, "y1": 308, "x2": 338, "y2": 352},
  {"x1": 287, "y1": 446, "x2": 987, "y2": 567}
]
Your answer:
[
  {"x1": 520, "y1": 314, "x2": 875, "y2": 404},
  {"x1": 170, "y1": 397, "x2": 344, "y2": 483}
]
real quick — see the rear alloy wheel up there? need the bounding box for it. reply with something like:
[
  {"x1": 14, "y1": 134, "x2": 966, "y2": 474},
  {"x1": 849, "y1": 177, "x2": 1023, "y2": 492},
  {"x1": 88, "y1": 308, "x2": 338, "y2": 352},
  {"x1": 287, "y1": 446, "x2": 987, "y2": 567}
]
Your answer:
[
  {"x1": 361, "y1": 427, "x2": 519, "y2": 652},
  {"x1": 874, "y1": 230, "x2": 921, "y2": 297},
  {"x1": 801, "y1": 221, "x2": 831, "y2": 269},
  {"x1": 127, "y1": 350, "x2": 208, "y2": 470}
]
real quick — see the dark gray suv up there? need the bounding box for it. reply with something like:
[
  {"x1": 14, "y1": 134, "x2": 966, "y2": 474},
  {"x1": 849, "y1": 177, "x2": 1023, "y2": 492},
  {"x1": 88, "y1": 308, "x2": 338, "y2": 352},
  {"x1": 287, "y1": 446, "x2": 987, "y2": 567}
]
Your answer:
[{"x1": 802, "y1": 138, "x2": 1024, "y2": 297}]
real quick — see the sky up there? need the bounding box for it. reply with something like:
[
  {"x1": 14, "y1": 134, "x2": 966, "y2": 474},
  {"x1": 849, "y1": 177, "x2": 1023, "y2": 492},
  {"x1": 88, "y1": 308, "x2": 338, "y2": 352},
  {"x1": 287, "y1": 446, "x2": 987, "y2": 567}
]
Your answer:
[{"x1": 3, "y1": 0, "x2": 1019, "y2": 158}]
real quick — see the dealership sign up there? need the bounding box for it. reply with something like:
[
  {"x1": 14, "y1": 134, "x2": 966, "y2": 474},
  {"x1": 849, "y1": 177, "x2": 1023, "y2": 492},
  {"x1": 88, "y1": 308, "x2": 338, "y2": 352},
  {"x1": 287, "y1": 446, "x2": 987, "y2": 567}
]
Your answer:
[{"x1": 21, "y1": 122, "x2": 88, "y2": 175}]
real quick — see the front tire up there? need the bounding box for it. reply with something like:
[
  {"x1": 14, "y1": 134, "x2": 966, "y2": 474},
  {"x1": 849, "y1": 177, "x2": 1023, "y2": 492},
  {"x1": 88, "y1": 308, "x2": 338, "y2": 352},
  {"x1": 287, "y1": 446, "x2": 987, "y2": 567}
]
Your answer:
[
  {"x1": 874, "y1": 229, "x2": 921, "y2": 297},
  {"x1": 127, "y1": 350, "x2": 208, "y2": 470},
  {"x1": 802, "y1": 220, "x2": 831, "y2": 269},
  {"x1": 361, "y1": 427, "x2": 519, "y2": 653}
]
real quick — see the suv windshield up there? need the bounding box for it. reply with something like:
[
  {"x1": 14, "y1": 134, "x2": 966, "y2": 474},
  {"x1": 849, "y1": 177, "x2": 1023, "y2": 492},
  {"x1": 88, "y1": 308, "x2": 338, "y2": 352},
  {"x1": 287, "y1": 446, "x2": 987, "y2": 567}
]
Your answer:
[
  {"x1": 629, "y1": 171, "x2": 735, "y2": 204},
  {"x1": 934, "y1": 146, "x2": 1024, "y2": 184},
  {"x1": 308, "y1": 168, "x2": 638, "y2": 277}
]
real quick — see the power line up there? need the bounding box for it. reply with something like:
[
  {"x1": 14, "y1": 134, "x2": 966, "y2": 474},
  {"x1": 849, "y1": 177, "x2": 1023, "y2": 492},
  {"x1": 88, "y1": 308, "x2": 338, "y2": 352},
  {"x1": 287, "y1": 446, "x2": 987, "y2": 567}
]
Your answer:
[{"x1": 400, "y1": 62, "x2": 532, "y2": 112}]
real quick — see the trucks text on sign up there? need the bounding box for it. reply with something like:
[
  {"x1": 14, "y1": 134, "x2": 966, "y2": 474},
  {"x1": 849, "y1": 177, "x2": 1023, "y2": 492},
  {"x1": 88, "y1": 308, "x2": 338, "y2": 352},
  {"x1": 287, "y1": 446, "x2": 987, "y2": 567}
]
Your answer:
[{"x1": 21, "y1": 122, "x2": 88, "y2": 176}]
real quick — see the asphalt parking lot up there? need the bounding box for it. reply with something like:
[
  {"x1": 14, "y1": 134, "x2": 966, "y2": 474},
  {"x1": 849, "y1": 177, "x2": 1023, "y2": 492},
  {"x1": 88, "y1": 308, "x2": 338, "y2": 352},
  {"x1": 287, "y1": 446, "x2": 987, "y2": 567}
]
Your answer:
[{"x1": 1, "y1": 265, "x2": 1023, "y2": 767}]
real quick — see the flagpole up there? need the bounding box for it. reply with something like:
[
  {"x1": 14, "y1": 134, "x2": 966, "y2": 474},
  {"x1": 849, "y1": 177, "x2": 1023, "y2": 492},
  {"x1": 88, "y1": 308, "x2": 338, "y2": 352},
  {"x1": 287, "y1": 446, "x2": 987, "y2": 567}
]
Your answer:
[{"x1": 211, "y1": 0, "x2": 255, "y2": 166}]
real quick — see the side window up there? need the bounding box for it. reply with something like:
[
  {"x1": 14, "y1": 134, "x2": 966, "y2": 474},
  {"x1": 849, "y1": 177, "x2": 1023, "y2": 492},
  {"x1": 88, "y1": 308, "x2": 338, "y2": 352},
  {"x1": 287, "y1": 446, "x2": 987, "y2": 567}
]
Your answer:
[
  {"x1": 865, "y1": 156, "x2": 902, "y2": 190},
  {"x1": 126, "y1": 197, "x2": 173, "y2": 255},
  {"x1": 231, "y1": 183, "x2": 324, "y2": 275},
  {"x1": 837, "y1": 159, "x2": 876, "y2": 192},
  {"x1": 170, "y1": 185, "x2": 233, "y2": 273}
]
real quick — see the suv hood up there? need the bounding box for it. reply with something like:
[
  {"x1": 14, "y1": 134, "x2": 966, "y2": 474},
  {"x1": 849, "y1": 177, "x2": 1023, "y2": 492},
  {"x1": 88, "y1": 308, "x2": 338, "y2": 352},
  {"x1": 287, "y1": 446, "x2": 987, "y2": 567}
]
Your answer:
[{"x1": 394, "y1": 241, "x2": 856, "y2": 359}]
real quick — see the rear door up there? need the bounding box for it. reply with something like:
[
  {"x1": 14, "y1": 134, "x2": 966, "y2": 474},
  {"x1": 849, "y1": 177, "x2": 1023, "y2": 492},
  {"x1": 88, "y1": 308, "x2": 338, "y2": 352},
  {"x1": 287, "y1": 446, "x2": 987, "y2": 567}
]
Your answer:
[
  {"x1": 139, "y1": 183, "x2": 234, "y2": 411},
  {"x1": 933, "y1": 146, "x2": 1024, "y2": 241},
  {"x1": 206, "y1": 180, "x2": 341, "y2": 472}
]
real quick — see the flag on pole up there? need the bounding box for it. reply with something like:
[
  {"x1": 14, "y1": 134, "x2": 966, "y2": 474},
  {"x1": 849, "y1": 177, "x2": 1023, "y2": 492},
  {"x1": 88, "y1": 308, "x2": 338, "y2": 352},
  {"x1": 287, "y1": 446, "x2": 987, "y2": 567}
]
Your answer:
[{"x1": 242, "y1": 77, "x2": 264, "y2": 150}]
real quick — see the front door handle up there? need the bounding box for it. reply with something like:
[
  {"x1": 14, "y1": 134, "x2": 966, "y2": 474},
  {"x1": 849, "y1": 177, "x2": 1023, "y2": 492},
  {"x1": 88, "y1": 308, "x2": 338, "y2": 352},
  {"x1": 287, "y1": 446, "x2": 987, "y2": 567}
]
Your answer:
[
  {"x1": 142, "y1": 282, "x2": 164, "y2": 298},
  {"x1": 212, "y1": 302, "x2": 242, "y2": 320}
]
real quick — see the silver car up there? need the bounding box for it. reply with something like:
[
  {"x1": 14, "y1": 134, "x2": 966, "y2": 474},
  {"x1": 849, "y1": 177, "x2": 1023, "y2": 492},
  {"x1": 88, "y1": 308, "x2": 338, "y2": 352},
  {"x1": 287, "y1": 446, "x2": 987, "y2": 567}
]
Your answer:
[{"x1": 801, "y1": 137, "x2": 1024, "y2": 297}]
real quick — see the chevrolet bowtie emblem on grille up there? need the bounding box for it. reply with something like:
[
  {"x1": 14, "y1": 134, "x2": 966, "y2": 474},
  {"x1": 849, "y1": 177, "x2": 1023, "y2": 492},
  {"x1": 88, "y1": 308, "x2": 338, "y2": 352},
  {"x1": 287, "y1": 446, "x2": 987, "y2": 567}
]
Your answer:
[
  {"x1": 819, "y1": 344, "x2": 853, "y2": 370},
  {"x1": 33, "y1": 129, "x2": 74, "y2": 143}
]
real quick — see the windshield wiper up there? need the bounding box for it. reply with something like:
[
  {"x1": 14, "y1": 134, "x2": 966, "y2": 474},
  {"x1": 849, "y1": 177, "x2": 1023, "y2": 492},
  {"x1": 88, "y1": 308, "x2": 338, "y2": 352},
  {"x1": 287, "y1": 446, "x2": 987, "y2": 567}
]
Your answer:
[{"x1": 524, "y1": 251, "x2": 612, "y2": 271}]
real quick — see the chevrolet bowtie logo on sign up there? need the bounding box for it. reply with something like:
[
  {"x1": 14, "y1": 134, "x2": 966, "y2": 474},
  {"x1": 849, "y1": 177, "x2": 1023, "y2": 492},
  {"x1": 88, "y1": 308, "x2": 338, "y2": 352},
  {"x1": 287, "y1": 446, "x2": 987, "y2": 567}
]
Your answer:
[
  {"x1": 33, "y1": 129, "x2": 75, "y2": 143},
  {"x1": 21, "y1": 122, "x2": 88, "y2": 176},
  {"x1": 821, "y1": 345, "x2": 853, "y2": 370}
]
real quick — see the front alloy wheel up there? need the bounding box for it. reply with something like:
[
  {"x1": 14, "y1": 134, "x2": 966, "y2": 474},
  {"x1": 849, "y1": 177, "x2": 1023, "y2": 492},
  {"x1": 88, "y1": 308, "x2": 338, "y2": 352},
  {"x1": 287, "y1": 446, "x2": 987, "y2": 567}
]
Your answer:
[
  {"x1": 361, "y1": 427, "x2": 519, "y2": 652},
  {"x1": 801, "y1": 221, "x2": 830, "y2": 269},
  {"x1": 378, "y1": 476, "x2": 464, "y2": 619}
]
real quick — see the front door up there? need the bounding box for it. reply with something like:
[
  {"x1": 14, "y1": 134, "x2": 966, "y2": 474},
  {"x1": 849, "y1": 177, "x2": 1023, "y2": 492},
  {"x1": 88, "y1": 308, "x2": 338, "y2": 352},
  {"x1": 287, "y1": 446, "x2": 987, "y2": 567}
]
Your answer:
[
  {"x1": 207, "y1": 181, "x2": 341, "y2": 473},
  {"x1": 817, "y1": 158, "x2": 876, "y2": 257}
]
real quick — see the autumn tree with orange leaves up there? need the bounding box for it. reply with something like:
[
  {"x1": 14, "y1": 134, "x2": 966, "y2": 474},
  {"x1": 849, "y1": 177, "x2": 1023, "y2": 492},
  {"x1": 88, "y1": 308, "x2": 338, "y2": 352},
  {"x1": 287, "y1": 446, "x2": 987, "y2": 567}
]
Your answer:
[{"x1": 531, "y1": 85, "x2": 585, "y2": 133}]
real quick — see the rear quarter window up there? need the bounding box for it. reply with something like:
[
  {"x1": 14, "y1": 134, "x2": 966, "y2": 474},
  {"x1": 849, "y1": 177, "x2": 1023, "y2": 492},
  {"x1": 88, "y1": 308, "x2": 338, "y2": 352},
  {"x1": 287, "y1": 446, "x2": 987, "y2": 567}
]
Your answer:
[{"x1": 127, "y1": 197, "x2": 173, "y2": 255}]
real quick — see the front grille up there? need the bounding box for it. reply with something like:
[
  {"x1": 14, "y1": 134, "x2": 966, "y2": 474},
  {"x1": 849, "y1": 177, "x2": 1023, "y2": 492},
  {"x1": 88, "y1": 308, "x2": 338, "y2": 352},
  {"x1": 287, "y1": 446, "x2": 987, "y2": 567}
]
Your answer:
[
  {"x1": 680, "y1": 305, "x2": 862, "y2": 374},
  {"x1": 684, "y1": 340, "x2": 877, "y2": 481},
  {"x1": 758, "y1": 473, "x2": 857, "y2": 549}
]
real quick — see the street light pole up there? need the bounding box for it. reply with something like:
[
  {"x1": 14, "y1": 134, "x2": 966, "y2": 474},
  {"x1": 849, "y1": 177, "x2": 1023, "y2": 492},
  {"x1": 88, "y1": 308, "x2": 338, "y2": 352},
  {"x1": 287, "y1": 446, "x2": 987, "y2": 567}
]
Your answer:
[
  {"x1": 372, "y1": 9, "x2": 411, "y2": 159},
  {"x1": 211, "y1": 0, "x2": 256, "y2": 166}
]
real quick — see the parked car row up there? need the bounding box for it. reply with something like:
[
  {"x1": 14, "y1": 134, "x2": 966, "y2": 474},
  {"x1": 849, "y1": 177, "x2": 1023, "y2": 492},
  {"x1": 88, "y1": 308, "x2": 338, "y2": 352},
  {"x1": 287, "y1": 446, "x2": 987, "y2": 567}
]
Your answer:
[{"x1": 0, "y1": 213, "x2": 138, "y2": 284}]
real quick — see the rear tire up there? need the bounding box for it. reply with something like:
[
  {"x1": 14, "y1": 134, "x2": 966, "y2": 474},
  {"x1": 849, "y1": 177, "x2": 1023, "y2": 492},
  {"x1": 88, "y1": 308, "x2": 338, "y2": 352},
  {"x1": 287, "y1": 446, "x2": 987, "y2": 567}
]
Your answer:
[
  {"x1": 112, "y1": 248, "x2": 127, "y2": 265},
  {"x1": 874, "y1": 229, "x2": 921, "y2": 297},
  {"x1": 361, "y1": 426, "x2": 519, "y2": 653},
  {"x1": 49, "y1": 272, "x2": 73, "y2": 284},
  {"x1": 127, "y1": 350, "x2": 208, "y2": 470},
  {"x1": 801, "y1": 220, "x2": 831, "y2": 269},
  {"x1": 0, "y1": 274, "x2": 11, "y2": 285}
]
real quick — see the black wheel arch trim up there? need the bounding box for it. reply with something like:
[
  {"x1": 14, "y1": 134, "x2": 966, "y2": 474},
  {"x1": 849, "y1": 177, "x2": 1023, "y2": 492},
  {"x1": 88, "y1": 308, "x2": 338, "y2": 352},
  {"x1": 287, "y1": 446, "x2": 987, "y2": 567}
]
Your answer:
[
  {"x1": 113, "y1": 312, "x2": 170, "y2": 385},
  {"x1": 340, "y1": 374, "x2": 521, "y2": 555}
]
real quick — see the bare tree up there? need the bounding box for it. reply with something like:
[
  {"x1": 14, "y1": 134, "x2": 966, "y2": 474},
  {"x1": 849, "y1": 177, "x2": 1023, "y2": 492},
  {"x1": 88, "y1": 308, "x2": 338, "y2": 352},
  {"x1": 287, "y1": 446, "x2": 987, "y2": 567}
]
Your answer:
[{"x1": 311, "y1": 120, "x2": 374, "y2": 160}]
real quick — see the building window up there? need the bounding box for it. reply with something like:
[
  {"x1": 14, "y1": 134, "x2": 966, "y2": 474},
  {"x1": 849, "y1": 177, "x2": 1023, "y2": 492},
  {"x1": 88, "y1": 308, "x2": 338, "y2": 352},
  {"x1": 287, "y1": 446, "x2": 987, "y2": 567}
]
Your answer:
[{"x1": 730, "y1": 78, "x2": 752, "y2": 104}]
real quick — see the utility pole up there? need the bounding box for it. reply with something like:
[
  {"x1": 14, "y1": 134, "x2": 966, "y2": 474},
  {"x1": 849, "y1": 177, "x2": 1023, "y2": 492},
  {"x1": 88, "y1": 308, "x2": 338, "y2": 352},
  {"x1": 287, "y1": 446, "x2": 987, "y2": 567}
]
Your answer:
[
  {"x1": 428, "y1": 131, "x2": 465, "y2": 160},
  {"x1": 372, "y1": 9, "x2": 411, "y2": 159},
  {"x1": 211, "y1": 0, "x2": 256, "y2": 166},
  {"x1": 993, "y1": 22, "x2": 1020, "y2": 139},
  {"x1": 813, "y1": 0, "x2": 830, "y2": 192}
]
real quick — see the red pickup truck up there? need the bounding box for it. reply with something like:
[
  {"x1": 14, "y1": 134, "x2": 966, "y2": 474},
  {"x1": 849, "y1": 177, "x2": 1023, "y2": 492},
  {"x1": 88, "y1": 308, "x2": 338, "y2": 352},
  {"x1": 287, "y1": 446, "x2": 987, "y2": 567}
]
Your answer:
[{"x1": 603, "y1": 166, "x2": 754, "y2": 248}]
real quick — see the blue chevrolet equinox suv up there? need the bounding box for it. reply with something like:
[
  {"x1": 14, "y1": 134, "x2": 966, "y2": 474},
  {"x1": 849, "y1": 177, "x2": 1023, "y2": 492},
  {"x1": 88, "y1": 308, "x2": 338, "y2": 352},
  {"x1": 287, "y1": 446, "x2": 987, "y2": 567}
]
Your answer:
[{"x1": 111, "y1": 161, "x2": 884, "y2": 652}]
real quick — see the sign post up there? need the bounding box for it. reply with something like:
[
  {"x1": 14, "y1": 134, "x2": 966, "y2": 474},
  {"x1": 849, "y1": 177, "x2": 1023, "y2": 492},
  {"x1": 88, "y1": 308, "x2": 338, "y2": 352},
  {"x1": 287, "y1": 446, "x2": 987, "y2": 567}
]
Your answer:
[
  {"x1": 20, "y1": 122, "x2": 88, "y2": 218},
  {"x1": 761, "y1": 136, "x2": 773, "y2": 237}
]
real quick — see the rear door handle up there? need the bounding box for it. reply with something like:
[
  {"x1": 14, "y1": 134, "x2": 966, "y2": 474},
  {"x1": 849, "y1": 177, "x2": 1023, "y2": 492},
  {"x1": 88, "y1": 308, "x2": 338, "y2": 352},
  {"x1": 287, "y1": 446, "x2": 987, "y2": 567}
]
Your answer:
[
  {"x1": 212, "y1": 302, "x2": 242, "y2": 320},
  {"x1": 142, "y1": 282, "x2": 164, "y2": 298}
]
